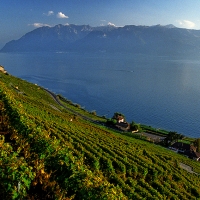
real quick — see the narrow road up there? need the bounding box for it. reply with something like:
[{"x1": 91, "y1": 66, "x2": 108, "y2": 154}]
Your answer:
[
  {"x1": 43, "y1": 88, "x2": 101, "y2": 124},
  {"x1": 43, "y1": 88, "x2": 165, "y2": 138}
]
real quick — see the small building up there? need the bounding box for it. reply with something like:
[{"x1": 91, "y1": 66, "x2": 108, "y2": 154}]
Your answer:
[
  {"x1": 117, "y1": 116, "x2": 125, "y2": 123},
  {"x1": 116, "y1": 121, "x2": 130, "y2": 131},
  {"x1": 111, "y1": 113, "x2": 129, "y2": 131},
  {"x1": 190, "y1": 151, "x2": 200, "y2": 161},
  {"x1": 170, "y1": 142, "x2": 200, "y2": 161},
  {"x1": 170, "y1": 142, "x2": 196, "y2": 154},
  {"x1": 0, "y1": 66, "x2": 7, "y2": 74},
  {"x1": 112, "y1": 113, "x2": 125, "y2": 123}
]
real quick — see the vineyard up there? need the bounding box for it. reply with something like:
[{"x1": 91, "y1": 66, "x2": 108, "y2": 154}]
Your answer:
[{"x1": 0, "y1": 72, "x2": 200, "y2": 199}]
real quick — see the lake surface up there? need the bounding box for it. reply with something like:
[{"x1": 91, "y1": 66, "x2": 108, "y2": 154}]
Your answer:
[{"x1": 0, "y1": 52, "x2": 200, "y2": 138}]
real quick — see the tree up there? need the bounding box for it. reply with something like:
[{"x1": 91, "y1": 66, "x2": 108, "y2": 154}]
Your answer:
[
  {"x1": 163, "y1": 132, "x2": 185, "y2": 146},
  {"x1": 130, "y1": 121, "x2": 139, "y2": 132},
  {"x1": 112, "y1": 112, "x2": 125, "y2": 121},
  {"x1": 194, "y1": 138, "x2": 200, "y2": 153},
  {"x1": 106, "y1": 118, "x2": 117, "y2": 126},
  {"x1": 91, "y1": 110, "x2": 96, "y2": 115}
]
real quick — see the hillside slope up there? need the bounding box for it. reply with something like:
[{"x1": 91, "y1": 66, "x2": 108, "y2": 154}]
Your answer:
[{"x1": 0, "y1": 71, "x2": 200, "y2": 199}]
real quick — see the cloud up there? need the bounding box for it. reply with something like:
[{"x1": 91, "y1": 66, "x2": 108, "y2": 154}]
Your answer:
[
  {"x1": 107, "y1": 22, "x2": 116, "y2": 27},
  {"x1": 29, "y1": 23, "x2": 51, "y2": 28},
  {"x1": 57, "y1": 12, "x2": 69, "y2": 19},
  {"x1": 177, "y1": 20, "x2": 195, "y2": 29},
  {"x1": 43, "y1": 11, "x2": 54, "y2": 16},
  {"x1": 47, "y1": 11, "x2": 54, "y2": 16}
]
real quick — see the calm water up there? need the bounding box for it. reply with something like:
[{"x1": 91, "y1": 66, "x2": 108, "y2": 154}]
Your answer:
[{"x1": 0, "y1": 52, "x2": 200, "y2": 138}]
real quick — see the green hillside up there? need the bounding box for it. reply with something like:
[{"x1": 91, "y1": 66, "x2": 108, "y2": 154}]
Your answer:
[{"x1": 0, "y1": 72, "x2": 200, "y2": 199}]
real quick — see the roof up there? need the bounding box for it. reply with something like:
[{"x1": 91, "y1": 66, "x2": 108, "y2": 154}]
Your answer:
[
  {"x1": 192, "y1": 151, "x2": 200, "y2": 158},
  {"x1": 171, "y1": 142, "x2": 191, "y2": 151},
  {"x1": 117, "y1": 122, "x2": 129, "y2": 128},
  {"x1": 116, "y1": 122, "x2": 130, "y2": 131},
  {"x1": 171, "y1": 142, "x2": 197, "y2": 152}
]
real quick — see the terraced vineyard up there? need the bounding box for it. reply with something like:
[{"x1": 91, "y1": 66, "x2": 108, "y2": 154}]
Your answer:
[{"x1": 0, "y1": 72, "x2": 200, "y2": 199}]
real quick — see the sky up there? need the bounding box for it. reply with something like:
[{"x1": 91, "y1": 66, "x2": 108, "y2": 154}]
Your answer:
[{"x1": 1, "y1": 0, "x2": 200, "y2": 48}]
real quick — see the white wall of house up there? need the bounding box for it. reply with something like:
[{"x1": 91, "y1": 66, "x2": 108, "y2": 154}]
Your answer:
[{"x1": 118, "y1": 119, "x2": 124, "y2": 123}]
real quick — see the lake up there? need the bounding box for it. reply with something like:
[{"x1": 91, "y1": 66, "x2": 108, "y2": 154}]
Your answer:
[{"x1": 0, "y1": 52, "x2": 200, "y2": 138}]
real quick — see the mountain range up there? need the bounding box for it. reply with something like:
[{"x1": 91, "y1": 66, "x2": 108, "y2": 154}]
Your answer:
[{"x1": 1, "y1": 24, "x2": 200, "y2": 55}]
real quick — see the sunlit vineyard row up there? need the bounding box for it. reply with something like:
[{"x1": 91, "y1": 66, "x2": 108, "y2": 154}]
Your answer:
[{"x1": 0, "y1": 73, "x2": 200, "y2": 199}]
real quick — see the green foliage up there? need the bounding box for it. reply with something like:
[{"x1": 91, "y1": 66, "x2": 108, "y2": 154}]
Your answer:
[
  {"x1": 90, "y1": 110, "x2": 96, "y2": 115},
  {"x1": 0, "y1": 73, "x2": 200, "y2": 199},
  {"x1": 163, "y1": 132, "x2": 185, "y2": 146},
  {"x1": 0, "y1": 136, "x2": 35, "y2": 199},
  {"x1": 140, "y1": 124, "x2": 169, "y2": 135},
  {"x1": 106, "y1": 118, "x2": 117, "y2": 125},
  {"x1": 194, "y1": 138, "x2": 200, "y2": 153},
  {"x1": 130, "y1": 121, "x2": 140, "y2": 131},
  {"x1": 112, "y1": 112, "x2": 125, "y2": 120}
]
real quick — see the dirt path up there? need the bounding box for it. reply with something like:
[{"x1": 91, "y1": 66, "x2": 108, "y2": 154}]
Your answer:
[{"x1": 179, "y1": 162, "x2": 198, "y2": 175}]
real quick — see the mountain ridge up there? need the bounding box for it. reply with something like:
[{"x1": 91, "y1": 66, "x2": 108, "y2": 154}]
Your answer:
[{"x1": 1, "y1": 24, "x2": 200, "y2": 55}]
